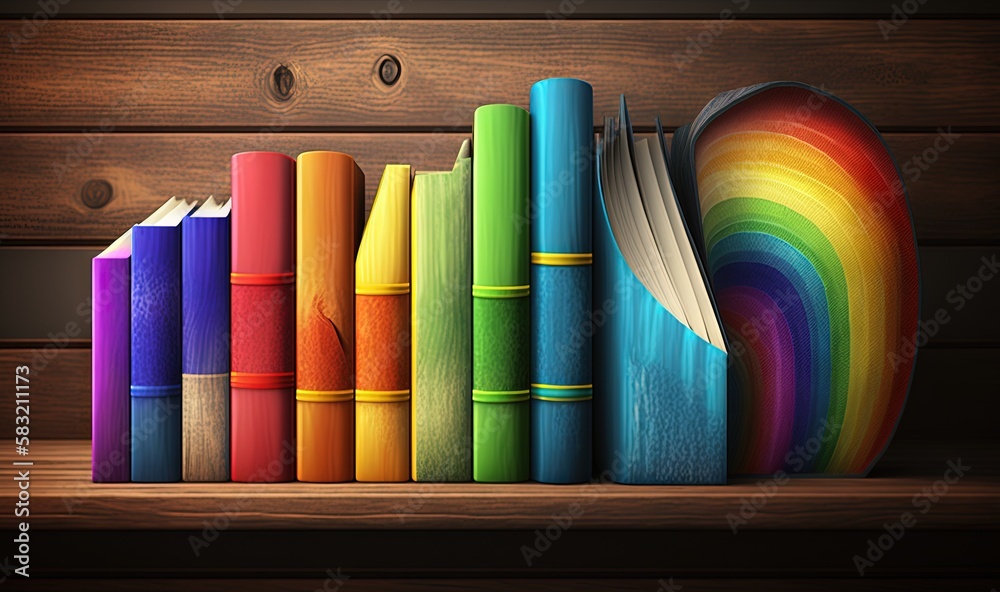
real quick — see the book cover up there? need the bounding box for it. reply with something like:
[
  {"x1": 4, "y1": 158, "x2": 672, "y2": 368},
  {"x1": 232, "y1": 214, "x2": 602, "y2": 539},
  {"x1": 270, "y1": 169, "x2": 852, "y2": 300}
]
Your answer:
[
  {"x1": 296, "y1": 151, "x2": 365, "y2": 483},
  {"x1": 230, "y1": 152, "x2": 297, "y2": 483},
  {"x1": 411, "y1": 140, "x2": 472, "y2": 482},
  {"x1": 472, "y1": 104, "x2": 530, "y2": 483},
  {"x1": 529, "y1": 78, "x2": 594, "y2": 484},
  {"x1": 131, "y1": 197, "x2": 196, "y2": 483},
  {"x1": 181, "y1": 197, "x2": 231, "y2": 482},
  {"x1": 594, "y1": 98, "x2": 728, "y2": 484},
  {"x1": 356, "y1": 164, "x2": 411, "y2": 482},
  {"x1": 92, "y1": 228, "x2": 132, "y2": 483},
  {"x1": 670, "y1": 82, "x2": 920, "y2": 476}
]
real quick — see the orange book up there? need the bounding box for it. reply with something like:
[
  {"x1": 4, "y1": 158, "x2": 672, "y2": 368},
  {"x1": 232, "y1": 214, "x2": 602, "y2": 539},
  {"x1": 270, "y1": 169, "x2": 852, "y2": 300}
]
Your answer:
[
  {"x1": 356, "y1": 164, "x2": 411, "y2": 482},
  {"x1": 296, "y1": 152, "x2": 364, "y2": 482}
]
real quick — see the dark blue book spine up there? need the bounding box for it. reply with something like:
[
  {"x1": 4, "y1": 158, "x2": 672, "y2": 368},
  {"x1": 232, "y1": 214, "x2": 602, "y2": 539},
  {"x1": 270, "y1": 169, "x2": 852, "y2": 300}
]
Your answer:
[
  {"x1": 529, "y1": 78, "x2": 594, "y2": 484},
  {"x1": 181, "y1": 214, "x2": 231, "y2": 481},
  {"x1": 131, "y1": 224, "x2": 183, "y2": 482},
  {"x1": 182, "y1": 217, "x2": 230, "y2": 375}
]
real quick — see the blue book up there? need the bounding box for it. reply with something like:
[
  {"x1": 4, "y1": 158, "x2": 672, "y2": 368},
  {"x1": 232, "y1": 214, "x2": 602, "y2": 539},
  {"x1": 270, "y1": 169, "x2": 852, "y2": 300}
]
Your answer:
[
  {"x1": 593, "y1": 98, "x2": 728, "y2": 484},
  {"x1": 529, "y1": 78, "x2": 594, "y2": 484},
  {"x1": 131, "y1": 197, "x2": 196, "y2": 482},
  {"x1": 181, "y1": 197, "x2": 231, "y2": 482}
]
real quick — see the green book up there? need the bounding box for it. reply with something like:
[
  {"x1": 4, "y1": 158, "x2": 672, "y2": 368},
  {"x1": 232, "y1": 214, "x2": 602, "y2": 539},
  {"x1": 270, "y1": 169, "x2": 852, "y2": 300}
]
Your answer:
[
  {"x1": 411, "y1": 140, "x2": 473, "y2": 482},
  {"x1": 472, "y1": 104, "x2": 530, "y2": 482}
]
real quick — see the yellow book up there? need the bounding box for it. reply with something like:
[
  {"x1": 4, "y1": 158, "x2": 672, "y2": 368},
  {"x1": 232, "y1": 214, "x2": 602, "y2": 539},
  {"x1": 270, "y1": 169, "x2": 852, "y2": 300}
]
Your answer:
[{"x1": 356, "y1": 164, "x2": 411, "y2": 482}]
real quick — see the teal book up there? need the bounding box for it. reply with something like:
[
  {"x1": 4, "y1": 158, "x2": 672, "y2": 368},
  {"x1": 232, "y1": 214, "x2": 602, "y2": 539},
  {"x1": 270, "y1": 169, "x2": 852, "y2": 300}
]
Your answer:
[
  {"x1": 529, "y1": 78, "x2": 594, "y2": 484},
  {"x1": 594, "y1": 98, "x2": 728, "y2": 484}
]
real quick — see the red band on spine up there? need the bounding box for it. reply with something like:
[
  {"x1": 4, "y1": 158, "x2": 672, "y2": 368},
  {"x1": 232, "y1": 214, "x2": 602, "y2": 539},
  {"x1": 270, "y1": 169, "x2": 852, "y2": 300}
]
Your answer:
[
  {"x1": 231, "y1": 272, "x2": 295, "y2": 286},
  {"x1": 231, "y1": 371, "x2": 296, "y2": 389}
]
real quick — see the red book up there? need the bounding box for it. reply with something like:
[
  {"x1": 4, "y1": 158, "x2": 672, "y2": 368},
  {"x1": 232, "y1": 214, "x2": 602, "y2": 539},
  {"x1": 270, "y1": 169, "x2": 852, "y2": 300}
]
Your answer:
[{"x1": 230, "y1": 152, "x2": 296, "y2": 482}]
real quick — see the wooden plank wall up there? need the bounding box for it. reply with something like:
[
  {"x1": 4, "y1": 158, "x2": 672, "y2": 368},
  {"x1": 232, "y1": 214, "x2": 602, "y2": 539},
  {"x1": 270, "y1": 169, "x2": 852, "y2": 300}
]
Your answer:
[{"x1": 1, "y1": 17, "x2": 997, "y2": 443}]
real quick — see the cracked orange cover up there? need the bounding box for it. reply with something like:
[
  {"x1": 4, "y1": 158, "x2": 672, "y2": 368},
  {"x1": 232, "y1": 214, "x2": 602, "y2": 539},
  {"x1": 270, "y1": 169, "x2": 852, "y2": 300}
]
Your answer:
[{"x1": 295, "y1": 151, "x2": 364, "y2": 482}]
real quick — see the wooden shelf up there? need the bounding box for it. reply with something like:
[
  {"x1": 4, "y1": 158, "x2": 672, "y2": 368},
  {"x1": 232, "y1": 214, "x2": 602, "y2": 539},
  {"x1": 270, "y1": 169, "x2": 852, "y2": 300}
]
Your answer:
[{"x1": 5, "y1": 439, "x2": 998, "y2": 531}]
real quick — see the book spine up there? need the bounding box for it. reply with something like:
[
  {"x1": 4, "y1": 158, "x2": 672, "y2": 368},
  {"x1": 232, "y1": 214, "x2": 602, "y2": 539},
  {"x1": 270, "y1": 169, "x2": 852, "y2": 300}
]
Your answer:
[
  {"x1": 182, "y1": 215, "x2": 231, "y2": 481},
  {"x1": 231, "y1": 152, "x2": 296, "y2": 483},
  {"x1": 594, "y1": 136, "x2": 727, "y2": 485},
  {"x1": 356, "y1": 164, "x2": 411, "y2": 482},
  {"x1": 92, "y1": 255, "x2": 130, "y2": 482},
  {"x1": 411, "y1": 144, "x2": 472, "y2": 482},
  {"x1": 472, "y1": 105, "x2": 530, "y2": 483},
  {"x1": 355, "y1": 294, "x2": 410, "y2": 481},
  {"x1": 296, "y1": 152, "x2": 363, "y2": 482},
  {"x1": 131, "y1": 225, "x2": 183, "y2": 482},
  {"x1": 529, "y1": 78, "x2": 594, "y2": 484}
]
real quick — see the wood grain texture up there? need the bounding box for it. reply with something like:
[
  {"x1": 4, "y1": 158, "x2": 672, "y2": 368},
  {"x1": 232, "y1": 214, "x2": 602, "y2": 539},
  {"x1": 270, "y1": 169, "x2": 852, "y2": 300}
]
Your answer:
[
  {"x1": 14, "y1": 245, "x2": 999, "y2": 347},
  {"x1": 0, "y1": 21, "x2": 997, "y2": 129},
  {"x1": 6, "y1": 346, "x2": 998, "y2": 441},
  {"x1": 27, "y1": 580, "x2": 1000, "y2": 592},
  {"x1": 182, "y1": 373, "x2": 229, "y2": 482},
  {"x1": 1, "y1": 439, "x2": 996, "y2": 530},
  {"x1": 1, "y1": 132, "x2": 996, "y2": 243},
  {"x1": 4, "y1": 0, "x2": 1000, "y2": 18}
]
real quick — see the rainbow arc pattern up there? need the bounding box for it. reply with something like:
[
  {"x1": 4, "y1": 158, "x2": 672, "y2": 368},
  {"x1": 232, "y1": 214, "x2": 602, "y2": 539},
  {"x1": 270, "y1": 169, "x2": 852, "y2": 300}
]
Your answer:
[{"x1": 693, "y1": 86, "x2": 919, "y2": 475}]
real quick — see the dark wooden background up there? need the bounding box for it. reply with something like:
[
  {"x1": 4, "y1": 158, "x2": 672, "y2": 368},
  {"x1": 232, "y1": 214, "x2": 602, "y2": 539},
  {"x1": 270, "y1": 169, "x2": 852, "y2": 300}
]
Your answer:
[{"x1": 0, "y1": 1, "x2": 998, "y2": 589}]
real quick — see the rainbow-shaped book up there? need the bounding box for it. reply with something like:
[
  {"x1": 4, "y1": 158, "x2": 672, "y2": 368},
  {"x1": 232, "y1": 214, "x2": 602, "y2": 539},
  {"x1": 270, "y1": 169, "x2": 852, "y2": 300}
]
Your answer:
[{"x1": 670, "y1": 82, "x2": 920, "y2": 476}]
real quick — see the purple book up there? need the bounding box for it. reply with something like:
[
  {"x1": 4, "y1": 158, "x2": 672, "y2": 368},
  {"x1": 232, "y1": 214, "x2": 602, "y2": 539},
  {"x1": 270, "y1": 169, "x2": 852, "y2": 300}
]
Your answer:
[{"x1": 92, "y1": 229, "x2": 133, "y2": 482}]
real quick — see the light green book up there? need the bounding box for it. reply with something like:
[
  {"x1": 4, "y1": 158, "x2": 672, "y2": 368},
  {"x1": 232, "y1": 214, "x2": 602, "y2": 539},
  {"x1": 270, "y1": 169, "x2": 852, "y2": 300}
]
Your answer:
[{"x1": 411, "y1": 140, "x2": 473, "y2": 482}]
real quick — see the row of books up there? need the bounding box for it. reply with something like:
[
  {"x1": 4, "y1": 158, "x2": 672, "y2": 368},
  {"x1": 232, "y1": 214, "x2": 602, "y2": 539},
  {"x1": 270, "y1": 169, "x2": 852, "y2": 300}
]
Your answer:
[{"x1": 93, "y1": 79, "x2": 918, "y2": 483}]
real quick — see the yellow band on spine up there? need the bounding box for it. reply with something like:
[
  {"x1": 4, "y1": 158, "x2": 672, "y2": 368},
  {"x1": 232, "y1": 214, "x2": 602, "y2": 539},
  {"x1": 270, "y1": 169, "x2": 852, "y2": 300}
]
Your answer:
[
  {"x1": 296, "y1": 389, "x2": 354, "y2": 403},
  {"x1": 472, "y1": 389, "x2": 531, "y2": 403},
  {"x1": 472, "y1": 284, "x2": 530, "y2": 299},
  {"x1": 531, "y1": 252, "x2": 593, "y2": 266},
  {"x1": 531, "y1": 394, "x2": 593, "y2": 402},
  {"x1": 355, "y1": 389, "x2": 411, "y2": 403},
  {"x1": 356, "y1": 282, "x2": 410, "y2": 296}
]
